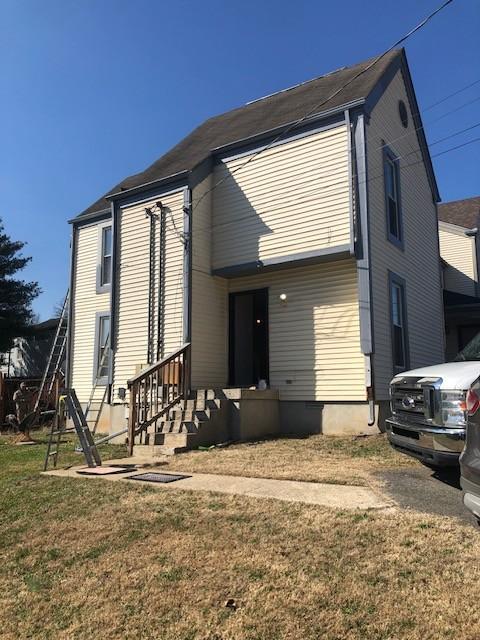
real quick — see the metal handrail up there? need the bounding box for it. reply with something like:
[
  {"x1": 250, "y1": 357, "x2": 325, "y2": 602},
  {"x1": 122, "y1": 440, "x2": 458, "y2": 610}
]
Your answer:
[{"x1": 127, "y1": 343, "x2": 191, "y2": 454}]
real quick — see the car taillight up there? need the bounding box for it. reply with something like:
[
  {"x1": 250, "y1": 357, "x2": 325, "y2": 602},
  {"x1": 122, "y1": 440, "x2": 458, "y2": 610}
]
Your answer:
[{"x1": 466, "y1": 388, "x2": 480, "y2": 417}]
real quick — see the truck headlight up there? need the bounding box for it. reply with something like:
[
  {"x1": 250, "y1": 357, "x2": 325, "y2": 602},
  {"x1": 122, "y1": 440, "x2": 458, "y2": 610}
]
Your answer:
[{"x1": 441, "y1": 390, "x2": 467, "y2": 427}]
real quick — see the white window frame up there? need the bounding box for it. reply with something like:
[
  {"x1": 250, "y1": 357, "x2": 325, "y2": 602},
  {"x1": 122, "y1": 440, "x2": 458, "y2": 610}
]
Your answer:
[
  {"x1": 389, "y1": 272, "x2": 409, "y2": 373},
  {"x1": 383, "y1": 145, "x2": 404, "y2": 249},
  {"x1": 93, "y1": 311, "x2": 110, "y2": 385},
  {"x1": 96, "y1": 221, "x2": 112, "y2": 293}
]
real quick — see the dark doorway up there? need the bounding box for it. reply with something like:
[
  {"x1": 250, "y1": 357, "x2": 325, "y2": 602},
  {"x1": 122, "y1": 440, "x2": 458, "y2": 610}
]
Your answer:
[{"x1": 229, "y1": 289, "x2": 269, "y2": 387}]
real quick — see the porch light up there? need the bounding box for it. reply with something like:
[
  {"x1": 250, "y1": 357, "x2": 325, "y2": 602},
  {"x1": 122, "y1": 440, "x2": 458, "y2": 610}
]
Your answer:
[{"x1": 279, "y1": 293, "x2": 287, "y2": 302}]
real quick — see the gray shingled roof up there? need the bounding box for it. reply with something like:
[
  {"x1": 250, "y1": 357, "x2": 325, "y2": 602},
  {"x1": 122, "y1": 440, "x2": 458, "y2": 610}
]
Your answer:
[
  {"x1": 438, "y1": 196, "x2": 480, "y2": 230},
  {"x1": 77, "y1": 49, "x2": 403, "y2": 219}
]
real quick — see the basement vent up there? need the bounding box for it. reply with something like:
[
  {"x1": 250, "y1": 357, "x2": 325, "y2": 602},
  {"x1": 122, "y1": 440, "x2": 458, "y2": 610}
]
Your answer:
[{"x1": 127, "y1": 472, "x2": 191, "y2": 484}]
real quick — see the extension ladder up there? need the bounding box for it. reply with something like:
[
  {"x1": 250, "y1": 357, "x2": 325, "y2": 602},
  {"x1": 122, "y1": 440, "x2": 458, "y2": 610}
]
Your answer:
[{"x1": 34, "y1": 292, "x2": 69, "y2": 416}]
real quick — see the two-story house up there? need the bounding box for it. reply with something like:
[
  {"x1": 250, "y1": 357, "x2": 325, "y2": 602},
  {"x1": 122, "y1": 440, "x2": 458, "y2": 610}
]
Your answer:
[
  {"x1": 66, "y1": 48, "x2": 445, "y2": 453},
  {"x1": 438, "y1": 196, "x2": 480, "y2": 360}
]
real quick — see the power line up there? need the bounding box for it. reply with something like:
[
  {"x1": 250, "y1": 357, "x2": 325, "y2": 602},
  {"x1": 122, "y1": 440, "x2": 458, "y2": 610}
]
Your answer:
[
  {"x1": 423, "y1": 78, "x2": 480, "y2": 112},
  {"x1": 189, "y1": 122, "x2": 480, "y2": 237},
  {"x1": 428, "y1": 94, "x2": 480, "y2": 123},
  {"x1": 191, "y1": 0, "x2": 455, "y2": 212}
]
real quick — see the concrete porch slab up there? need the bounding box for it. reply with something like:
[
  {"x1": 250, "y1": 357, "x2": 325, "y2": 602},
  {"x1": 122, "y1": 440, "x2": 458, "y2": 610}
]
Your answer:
[{"x1": 43, "y1": 459, "x2": 392, "y2": 511}]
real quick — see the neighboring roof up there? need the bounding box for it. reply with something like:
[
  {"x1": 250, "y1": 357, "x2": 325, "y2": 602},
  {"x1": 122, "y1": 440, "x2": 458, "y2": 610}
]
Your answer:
[
  {"x1": 438, "y1": 196, "x2": 480, "y2": 230},
  {"x1": 32, "y1": 318, "x2": 58, "y2": 332},
  {"x1": 76, "y1": 49, "x2": 409, "y2": 219}
]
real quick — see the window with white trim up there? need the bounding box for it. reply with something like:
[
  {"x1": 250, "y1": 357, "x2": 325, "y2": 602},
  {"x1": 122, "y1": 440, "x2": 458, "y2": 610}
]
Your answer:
[
  {"x1": 390, "y1": 274, "x2": 409, "y2": 371},
  {"x1": 384, "y1": 148, "x2": 403, "y2": 247},
  {"x1": 95, "y1": 313, "x2": 110, "y2": 383},
  {"x1": 100, "y1": 225, "x2": 112, "y2": 286}
]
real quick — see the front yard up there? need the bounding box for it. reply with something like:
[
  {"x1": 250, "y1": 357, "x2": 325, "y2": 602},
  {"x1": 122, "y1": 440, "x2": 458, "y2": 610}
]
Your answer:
[
  {"x1": 161, "y1": 432, "x2": 417, "y2": 487},
  {"x1": 0, "y1": 433, "x2": 479, "y2": 640}
]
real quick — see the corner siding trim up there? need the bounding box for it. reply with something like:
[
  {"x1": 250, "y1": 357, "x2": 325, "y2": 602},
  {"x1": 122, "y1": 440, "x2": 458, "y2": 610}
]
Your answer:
[
  {"x1": 65, "y1": 226, "x2": 76, "y2": 388},
  {"x1": 352, "y1": 111, "x2": 373, "y2": 356}
]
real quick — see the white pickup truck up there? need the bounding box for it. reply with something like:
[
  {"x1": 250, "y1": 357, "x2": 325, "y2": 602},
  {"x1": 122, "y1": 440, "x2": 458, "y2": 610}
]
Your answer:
[{"x1": 386, "y1": 336, "x2": 480, "y2": 468}]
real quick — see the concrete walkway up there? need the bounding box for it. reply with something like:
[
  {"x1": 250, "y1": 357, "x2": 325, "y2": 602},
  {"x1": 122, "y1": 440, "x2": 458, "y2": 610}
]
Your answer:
[{"x1": 44, "y1": 460, "x2": 392, "y2": 511}]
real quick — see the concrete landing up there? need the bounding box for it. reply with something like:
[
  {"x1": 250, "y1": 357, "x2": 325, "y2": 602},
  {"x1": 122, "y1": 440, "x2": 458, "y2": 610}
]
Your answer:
[{"x1": 44, "y1": 461, "x2": 392, "y2": 511}]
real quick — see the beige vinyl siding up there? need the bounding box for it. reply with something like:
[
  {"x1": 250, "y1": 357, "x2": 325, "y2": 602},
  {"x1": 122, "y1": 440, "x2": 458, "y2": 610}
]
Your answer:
[
  {"x1": 367, "y1": 70, "x2": 445, "y2": 400},
  {"x1": 70, "y1": 222, "x2": 110, "y2": 403},
  {"x1": 439, "y1": 223, "x2": 477, "y2": 296},
  {"x1": 212, "y1": 124, "x2": 351, "y2": 270},
  {"x1": 191, "y1": 171, "x2": 228, "y2": 388},
  {"x1": 113, "y1": 190, "x2": 184, "y2": 398},
  {"x1": 229, "y1": 259, "x2": 365, "y2": 401}
]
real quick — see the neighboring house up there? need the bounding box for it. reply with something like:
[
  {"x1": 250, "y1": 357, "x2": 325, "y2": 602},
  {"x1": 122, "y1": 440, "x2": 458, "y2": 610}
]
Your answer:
[
  {"x1": 67, "y1": 47, "x2": 444, "y2": 448},
  {"x1": 0, "y1": 319, "x2": 57, "y2": 378},
  {"x1": 438, "y1": 196, "x2": 480, "y2": 360}
]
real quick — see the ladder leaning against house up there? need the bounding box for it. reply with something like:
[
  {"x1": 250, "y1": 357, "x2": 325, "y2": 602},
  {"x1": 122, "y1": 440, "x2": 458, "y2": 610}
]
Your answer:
[
  {"x1": 43, "y1": 331, "x2": 117, "y2": 470},
  {"x1": 33, "y1": 291, "x2": 69, "y2": 419}
]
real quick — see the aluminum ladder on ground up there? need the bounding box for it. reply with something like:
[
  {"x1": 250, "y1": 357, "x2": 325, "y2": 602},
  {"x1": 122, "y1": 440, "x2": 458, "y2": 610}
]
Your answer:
[
  {"x1": 44, "y1": 388, "x2": 102, "y2": 471},
  {"x1": 34, "y1": 291, "x2": 69, "y2": 416}
]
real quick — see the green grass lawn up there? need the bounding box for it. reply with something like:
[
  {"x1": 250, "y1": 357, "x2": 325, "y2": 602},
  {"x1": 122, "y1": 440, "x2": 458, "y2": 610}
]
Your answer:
[{"x1": 0, "y1": 433, "x2": 479, "y2": 640}]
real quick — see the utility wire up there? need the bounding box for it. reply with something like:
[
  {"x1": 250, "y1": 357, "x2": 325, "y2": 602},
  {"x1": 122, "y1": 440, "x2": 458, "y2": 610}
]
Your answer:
[
  {"x1": 191, "y1": 0, "x2": 455, "y2": 212},
  {"x1": 189, "y1": 122, "x2": 480, "y2": 236},
  {"x1": 423, "y1": 78, "x2": 480, "y2": 112}
]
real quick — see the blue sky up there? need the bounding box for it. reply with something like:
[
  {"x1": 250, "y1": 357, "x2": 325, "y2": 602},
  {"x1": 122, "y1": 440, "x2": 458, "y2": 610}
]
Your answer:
[{"x1": 1, "y1": 0, "x2": 479, "y2": 320}]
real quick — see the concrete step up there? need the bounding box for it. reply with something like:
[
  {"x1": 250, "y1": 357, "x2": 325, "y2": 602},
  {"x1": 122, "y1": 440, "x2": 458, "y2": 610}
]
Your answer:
[
  {"x1": 152, "y1": 432, "x2": 191, "y2": 448},
  {"x1": 157, "y1": 417, "x2": 200, "y2": 433},
  {"x1": 183, "y1": 398, "x2": 221, "y2": 411},
  {"x1": 132, "y1": 444, "x2": 182, "y2": 457},
  {"x1": 190, "y1": 389, "x2": 221, "y2": 401},
  {"x1": 170, "y1": 407, "x2": 215, "y2": 421}
]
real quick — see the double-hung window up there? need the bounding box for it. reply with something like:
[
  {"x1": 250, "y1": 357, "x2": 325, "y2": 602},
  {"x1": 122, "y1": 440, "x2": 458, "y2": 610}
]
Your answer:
[
  {"x1": 97, "y1": 223, "x2": 112, "y2": 292},
  {"x1": 383, "y1": 146, "x2": 403, "y2": 248},
  {"x1": 389, "y1": 273, "x2": 409, "y2": 372},
  {"x1": 94, "y1": 313, "x2": 110, "y2": 384}
]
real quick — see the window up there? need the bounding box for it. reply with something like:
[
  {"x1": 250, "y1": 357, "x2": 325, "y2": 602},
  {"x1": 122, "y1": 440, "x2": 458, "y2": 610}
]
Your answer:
[
  {"x1": 398, "y1": 100, "x2": 408, "y2": 128},
  {"x1": 101, "y1": 226, "x2": 112, "y2": 286},
  {"x1": 389, "y1": 273, "x2": 409, "y2": 372},
  {"x1": 96, "y1": 223, "x2": 112, "y2": 293},
  {"x1": 94, "y1": 313, "x2": 110, "y2": 384},
  {"x1": 383, "y1": 147, "x2": 403, "y2": 248}
]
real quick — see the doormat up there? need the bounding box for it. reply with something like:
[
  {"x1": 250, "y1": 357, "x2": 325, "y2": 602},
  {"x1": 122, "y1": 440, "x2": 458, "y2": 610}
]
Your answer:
[
  {"x1": 76, "y1": 466, "x2": 133, "y2": 476},
  {"x1": 127, "y1": 472, "x2": 191, "y2": 484}
]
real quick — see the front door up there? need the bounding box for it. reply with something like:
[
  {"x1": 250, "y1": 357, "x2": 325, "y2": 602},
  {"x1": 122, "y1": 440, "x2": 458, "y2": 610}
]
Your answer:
[{"x1": 229, "y1": 289, "x2": 269, "y2": 387}]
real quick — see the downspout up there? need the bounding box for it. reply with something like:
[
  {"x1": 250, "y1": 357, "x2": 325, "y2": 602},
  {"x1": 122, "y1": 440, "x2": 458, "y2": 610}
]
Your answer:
[
  {"x1": 351, "y1": 110, "x2": 375, "y2": 426},
  {"x1": 183, "y1": 187, "x2": 193, "y2": 392},
  {"x1": 65, "y1": 224, "x2": 76, "y2": 389},
  {"x1": 156, "y1": 205, "x2": 166, "y2": 361},
  {"x1": 108, "y1": 201, "x2": 119, "y2": 403},
  {"x1": 465, "y1": 227, "x2": 479, "y2": 297},
  {"x1": 146, "y1": 208, "x2": 156, "y2": 364}
]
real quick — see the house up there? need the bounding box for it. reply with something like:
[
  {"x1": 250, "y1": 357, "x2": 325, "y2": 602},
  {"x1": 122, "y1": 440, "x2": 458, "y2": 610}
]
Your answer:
[
  {"x1": 0, "y1": 318, "x2": 58, "y2": 425},
  {"x1": 438, "y1": 196, "x2": 480, "y2": 360},
  {"x1": 66, "y1": 47, "x2": 445, "y2": 452},
  {"x1": 0, "y1": 318, "x2": 57, "y2": 378}
]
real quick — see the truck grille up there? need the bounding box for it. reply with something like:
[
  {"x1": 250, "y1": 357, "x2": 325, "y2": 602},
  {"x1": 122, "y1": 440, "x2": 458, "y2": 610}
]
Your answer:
[
  {"x1": 391, "y1": 386, "x2": 426, "y2": 421},
  {"x1": 390, "y1": 375, "x2": 442, "y2": 426}
]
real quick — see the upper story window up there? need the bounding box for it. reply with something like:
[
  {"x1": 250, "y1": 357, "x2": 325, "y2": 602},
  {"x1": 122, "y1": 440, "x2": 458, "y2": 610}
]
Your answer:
[
  {"x1": 389, "y1": 272, "x2": 409, "y2": 373},
  {"x1": 383, "y1": 146, "x2": 403, "y2": 249},
  {"x1": 97, "y1": 223, "x2": 112, "y2": 293}
]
